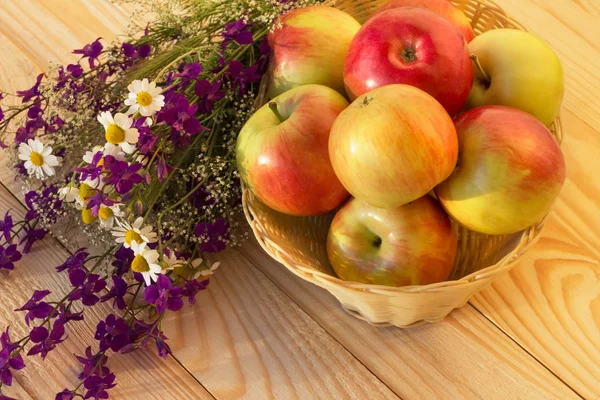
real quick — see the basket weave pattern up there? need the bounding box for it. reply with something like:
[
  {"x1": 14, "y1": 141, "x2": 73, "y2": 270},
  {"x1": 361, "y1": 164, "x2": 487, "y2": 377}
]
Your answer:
[{"x1": 242, "y1": 0, "x2": 563, "y2": 327}]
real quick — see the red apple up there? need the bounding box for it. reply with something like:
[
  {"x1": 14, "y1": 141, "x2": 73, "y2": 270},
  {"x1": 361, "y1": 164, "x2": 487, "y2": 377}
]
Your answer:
[
  {"x1": 343, "y1": 7, "x2": 473, "y2": 116},
  {"x1": 435, "y1": 106, "x2": 566, "y2": 235},
  {"x1": 267, "y1": 6, "x2": 361, "y2": 98},
  {"x1": 327, "y1": 196, "x2": 457, "y2": 287},
  {"x1": 329, "y1": 84, "x2": 458, "y2": 209},
  {"x1": 236, "y1": 84, "x2": 349, "y2": 216},
  {"x1": 373, "y1": 0, "x2": 475, "y2": 42}
]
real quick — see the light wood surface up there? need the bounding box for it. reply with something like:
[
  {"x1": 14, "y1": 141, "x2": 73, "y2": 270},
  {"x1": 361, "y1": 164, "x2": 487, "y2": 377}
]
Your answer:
[{"x1": 0, "y1": 0, "x2": 598, "y2": 399}]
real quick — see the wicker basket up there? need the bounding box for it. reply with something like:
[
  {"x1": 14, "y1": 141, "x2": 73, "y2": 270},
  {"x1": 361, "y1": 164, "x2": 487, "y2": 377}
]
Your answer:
[{"x1": 242, "y1": 0, "x2": 564, "y2": 327}]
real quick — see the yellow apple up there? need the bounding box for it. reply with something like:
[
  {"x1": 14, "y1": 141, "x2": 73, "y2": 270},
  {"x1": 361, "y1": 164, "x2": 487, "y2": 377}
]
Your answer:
[{"x1": 467, "y1": 29, "x2": 564, "y2": 126}]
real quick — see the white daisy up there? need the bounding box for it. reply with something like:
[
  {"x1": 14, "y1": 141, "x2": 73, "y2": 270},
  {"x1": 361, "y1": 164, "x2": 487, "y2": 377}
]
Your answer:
[
  {"x1": 58, "y1": 185, "x2": 80, "y2": 203},
  {"x1": 97, "y1": 111, "x2": 139, "y2": 154},
  {"x1": 162, "y1": 250, "x2": 184, "y2": 271},
  {"x1": 130, "y1": 241, "x2": 163, "y2": 285},
  {"x1": 194, "y1": 261, "x2": 220, "y2": 279},
  {"x1": 111, "y1": 216, "x2": 157, "y2": 248},
  {"x1": 17, "y1": 139, "x2": 60, "y2": 179},
  {"x1": 98, "y1": 204, "x2": 124, "y2": 231},
  {"x1": 124, "y1": 78, "x2": 165, "y2": 117},
  {"x1": 83, "y1": 143, "x2": 126, "y2": 165}
]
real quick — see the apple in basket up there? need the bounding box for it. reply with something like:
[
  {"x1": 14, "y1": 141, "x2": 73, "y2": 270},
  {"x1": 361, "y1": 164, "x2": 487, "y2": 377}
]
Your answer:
[
  {"x1": 466, "y1": 29, "x2": 564, "y2": 126},
  {"x1": 435, "y1": 105, "x2": 566, "y2": 235},
  {"x1": 329, "y1": 84, "x2": 458, "y2": 209},
  {"x1": 372, "y1": 0, "x2": 476, "y2": 42},
  {"x1": 267, "y1": 6, "x2": 361, "y2": 98},
  {"x1": 236, "y1": 84, "x2": 349, "y2": 216},
  {"x1": 327, "y1": 196, "x2": 457, "y2": 286},
  {"x1": 343, "y1": 7, "x2": 472, "y2": 116}
]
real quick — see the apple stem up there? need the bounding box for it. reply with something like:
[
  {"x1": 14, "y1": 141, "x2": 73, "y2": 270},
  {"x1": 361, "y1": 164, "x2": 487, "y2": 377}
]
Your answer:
[
  {"x1": 268, "y1": 102, "x2": 285, "y2": 123},
  {"x1": 470, "y1": 54, "x2": 491, "y2": 83}
]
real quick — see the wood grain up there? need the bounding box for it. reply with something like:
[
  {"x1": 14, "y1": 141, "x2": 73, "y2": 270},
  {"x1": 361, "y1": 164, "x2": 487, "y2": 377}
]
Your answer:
[
  {"x1": 0, "y1": 187, "x2": 212, "y2": 400},
  {"x1": 239, "y1": 239, "x2": 581, "y2": 400},
  {"x1": 164, "y1": 250, "x2": 398, "y2": 400}
]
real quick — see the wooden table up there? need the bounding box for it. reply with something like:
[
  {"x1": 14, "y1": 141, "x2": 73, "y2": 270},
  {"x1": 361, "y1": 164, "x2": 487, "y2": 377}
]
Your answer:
[{"x1": 0, "y1": 0, "x2": 598, "y2": 399}]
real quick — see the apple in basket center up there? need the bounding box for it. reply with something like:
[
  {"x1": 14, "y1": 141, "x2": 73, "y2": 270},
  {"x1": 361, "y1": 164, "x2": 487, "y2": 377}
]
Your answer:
[{"x1": 236, "y1": 84, "x2": 349, "y2": 216}]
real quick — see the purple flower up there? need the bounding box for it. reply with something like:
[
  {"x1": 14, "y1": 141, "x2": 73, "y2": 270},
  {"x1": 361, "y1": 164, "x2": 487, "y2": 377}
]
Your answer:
[
  {"x1": 83, "y1": 372, "x2": 116, "y2": 399},
  {"x1": 14, "y1": 126, "x2": 35, "y2": 145},
  {"x1": 85, "y1": 191, "x2": 115, "y2": 218},
  {"x1": 45, "y1": 115, "x2": 65, "y2": 134},
  {"x1": 194, "y1": 218, "x2": 229, "y2": 253},
  {"x1": 20, "y1": 227, "x2": 47, "y2": 254},
  {"x1": 55, "y1": 389, "x2": 74, "y2": 400},
  {"x1": 74, "y1": 151, "x2": 104, "y2": 181},
  {"x1": 100, "y1": 276, "x2": 128, "y2": 310},
  {"x1": 181, "y1": 279, "x2": 209, "y2": 305},
  {"x1": 226, "y1": 61, "x2": 261, "y2": 95},
  {"x1": 69, "y1": 271, "x2": 107, "y2": 307},
  {"x1": 112, "y1": 246, "x2": 134, "y2": 276},
  {"x1": 0, "y1": 211, "x2": 12, "y2": 242},
  {"x1": 222, "y1": 19, "x2": 253, "y2": 48},
  {"x1": 27, "y1": 106, "x2": 43, "y2": 119},
  {"x1": 174, "y1": 62, "x2": 202, "y2": 81},
  {"x1": 0, "y1": 245, "x2": 22, "y2": 271},
  {"x1": 103, "y1": 156, "x2": 143, "y2": 195},
  {"x1": 0, "y1": 328, "x2": 25, "y2": 387},
  {"x1": 72, "y1": 38, "x2": 103, "y2": 69},
  {"x1": 27, "y1": 321, "x2": 66, "y2": 359},
  {"x1": 191, "y1": 185, "x2": 215, "y2": 209},
  {"x1": 76, "y1": 347, "x2": 108, "y2": 380},
  {"x1": 144, "y1": 275, "x2": 184, "y2": 314},
  {"x1": 157, "y1": 156, "x2": 174, "y2": 183},
  {"x1": 55, "y1": 304, "x2": 84, "y2": 326},
  {"x1": 157, "y1": 94, "x2": 208, "y2": 148},
  {"x1": 67, "y1": 63, "x2": 84, "y2": 78},
  {"x1": 95, "y1": 314, "x2": 130, "y2": 352},
  {"x1": 136, "y1": 126, "x2": 158, "y2": 154},
  {"x1": 56, "y1": 248, "x2": 89, "y2": 272},
  {"x1": 15, "y1": 290, "x2": 53, "y2": 326},
  {"x1": 16, "y1": 73, "x2": 44, "y2": 102},
  {"x1": 194, "y1": 80, "x2": 225, "y2": 114},
  {"x1": 0, "y1": 107, "x2": 4, "y2": 123},
  {"x1": 137, "y1": 43, "x2": 152, "y2": 58},
  {"x1": 121, "y1": 42, "x2": 136, "y2": 58}
]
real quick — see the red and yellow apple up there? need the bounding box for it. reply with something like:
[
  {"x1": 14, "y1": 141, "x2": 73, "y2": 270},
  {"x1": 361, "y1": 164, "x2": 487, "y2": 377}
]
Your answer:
[
  {"x1": 372, "y1": 0, "x2": 475, "y2": 42},
  {"x1": 467, "y1": 29, "x2": 564, "y2": 126},
  {"x1": 236, "y1": 84, "x2": 349, "y2": 216},
  {"x1": 267, "y1": 6, "x2": 361, "y2": 98},
  {"x1": 327, "y1": 196, "x2": 457, "y2": 286},
  {"x1": 329, "y1": 84, "x2": 458, "y2": 208},
  {"x1": 343, "y1": 7, "x2": 472, "y2": 115},
  {"x1": 435, "y1": 106, "x2": 566, "y2": 235}
]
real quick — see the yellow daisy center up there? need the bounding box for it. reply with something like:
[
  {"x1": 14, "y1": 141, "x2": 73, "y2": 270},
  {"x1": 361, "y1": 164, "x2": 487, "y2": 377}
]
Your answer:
[
  {"x1": 79, "y1": 183, "x2": 97, "y2": 202},
  {"x1": 105, "y1": 124, "x2": 126, "y2": 145},
  {"x1": 136, "y1": 91, "x2": 153, "y2": 107},
  {"x1": 131, "y1": 254, "x2": 150, "y2": 272},
  {"x1": 125, "y1": 229, "x2": 143, "y2": 245},
  {"x1": 98, "y1": 206, "x2": 113, "y2": 220},
  {"x1": 29, "y1": 152, "x2": 44, "y2": 167},
  {"x1": 81, "y1": 208, "x2": 97, "y2": 225}
]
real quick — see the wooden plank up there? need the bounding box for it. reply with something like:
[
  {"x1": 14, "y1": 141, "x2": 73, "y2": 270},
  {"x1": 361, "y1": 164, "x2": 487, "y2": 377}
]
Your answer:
[
  {"x1": 493, "y1": 0, "x2": 600, "y2": 132},
  {"x1": 471, "y1": 109, "x2": 600, "y2": 399},
  {"x1": 164, "y1": 250, "x2": 399, "y2": 399},
  {"x1": 238, "y1": 240, "x2": 581, "y2": 400},
  {"x1": 0, "y1": 187, "x2": 212, "y2": 400}
]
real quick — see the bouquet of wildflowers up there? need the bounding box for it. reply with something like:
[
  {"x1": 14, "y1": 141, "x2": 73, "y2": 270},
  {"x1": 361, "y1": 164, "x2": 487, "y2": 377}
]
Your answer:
[{"x1": 0, "y1": 0, "x2": 323, "y2": 398}]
